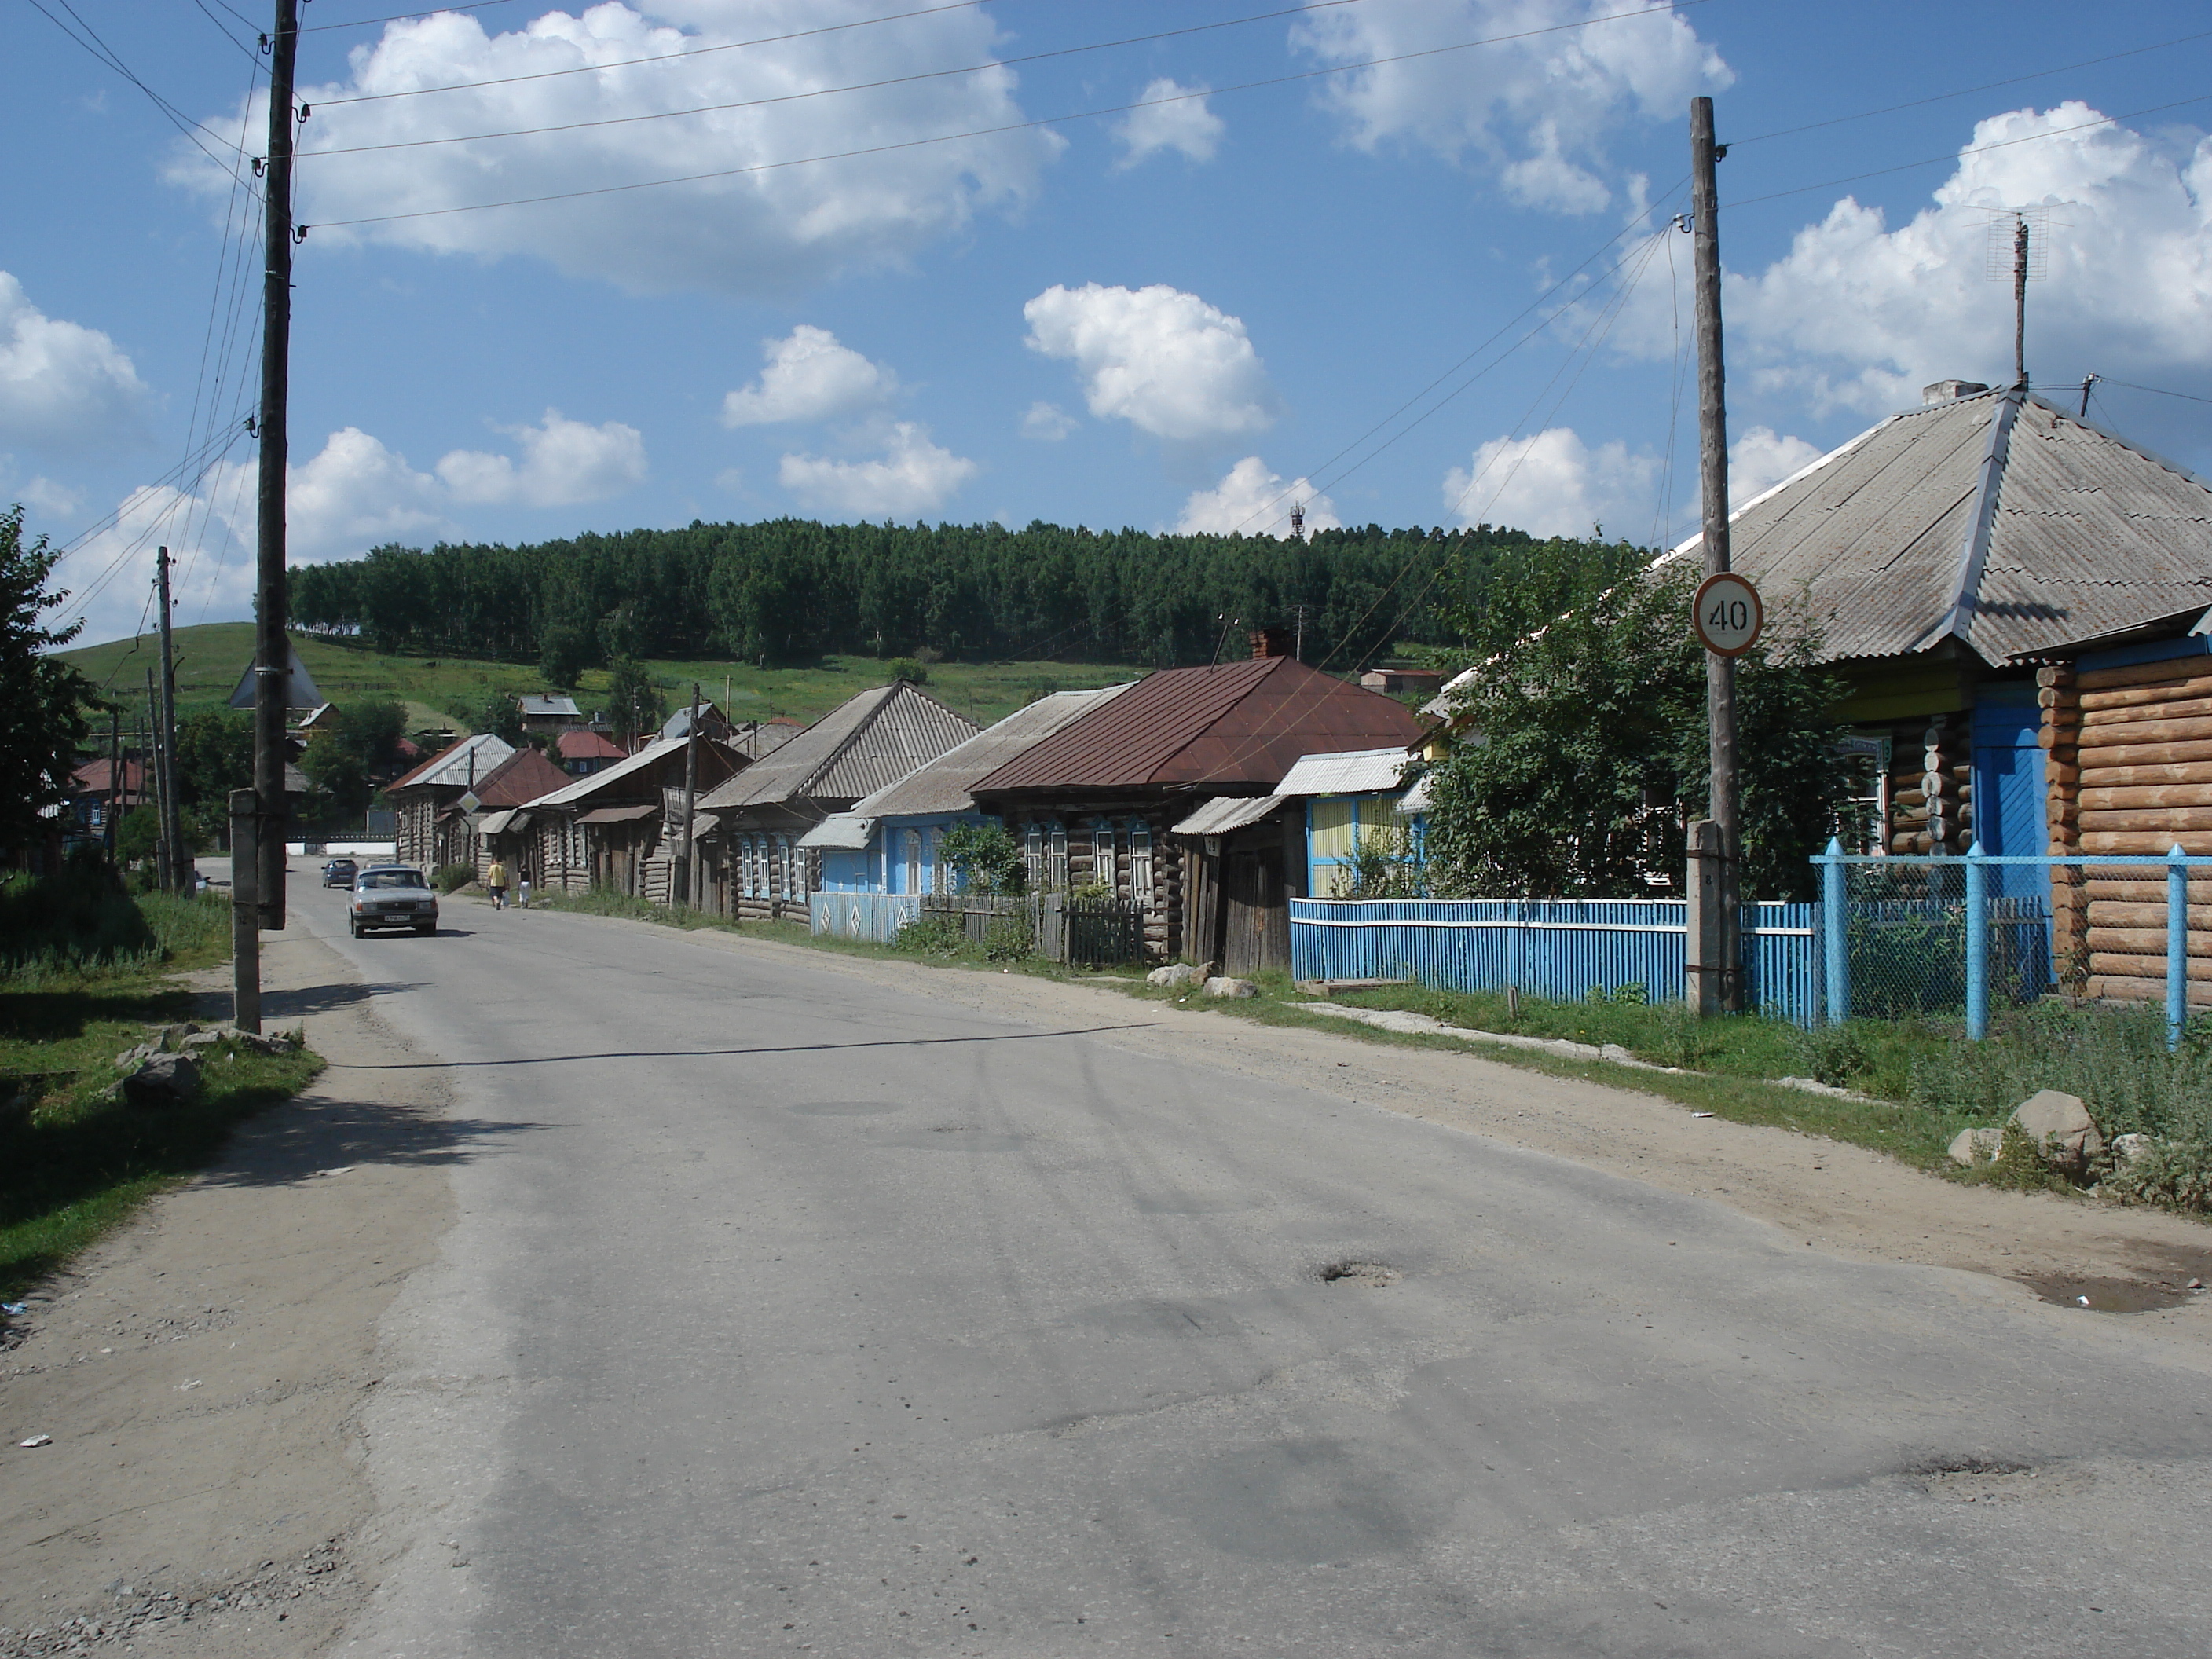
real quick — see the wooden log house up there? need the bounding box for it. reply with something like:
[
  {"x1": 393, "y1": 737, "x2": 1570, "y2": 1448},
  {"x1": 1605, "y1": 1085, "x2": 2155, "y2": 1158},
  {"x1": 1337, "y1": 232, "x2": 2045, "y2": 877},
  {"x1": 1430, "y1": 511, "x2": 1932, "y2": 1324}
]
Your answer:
[{"x1": 2021, "y1": 610, "x2": 2212, "y2": 1007}]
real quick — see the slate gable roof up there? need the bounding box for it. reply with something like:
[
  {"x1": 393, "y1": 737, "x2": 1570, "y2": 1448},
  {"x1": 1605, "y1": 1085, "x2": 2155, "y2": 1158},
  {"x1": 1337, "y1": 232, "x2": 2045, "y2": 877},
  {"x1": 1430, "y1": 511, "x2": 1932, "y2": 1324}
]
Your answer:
[
  {"x1": 971, "y1": 656, "x2": 1429, "y2": 797},
  {"x1": 697, "y1": 683, "x2": 980, "y2": 813},
  {"x1": 1660, "y1": 387, "x2": 2212, "y2": 666},
  {"x1": 844, "y1": 684, "x2": 1136, "y2": 820},
  {"x1": 386, "y1": 734, "x2": 515, "y2": 794}
]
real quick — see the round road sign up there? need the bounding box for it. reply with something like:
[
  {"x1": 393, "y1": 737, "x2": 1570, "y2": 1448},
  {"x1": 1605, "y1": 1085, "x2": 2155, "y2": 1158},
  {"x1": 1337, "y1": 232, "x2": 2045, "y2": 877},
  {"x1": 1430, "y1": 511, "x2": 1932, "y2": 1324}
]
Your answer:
[{"x1": 1693, "y1": 571, "x2": 1763, "y2": 657}]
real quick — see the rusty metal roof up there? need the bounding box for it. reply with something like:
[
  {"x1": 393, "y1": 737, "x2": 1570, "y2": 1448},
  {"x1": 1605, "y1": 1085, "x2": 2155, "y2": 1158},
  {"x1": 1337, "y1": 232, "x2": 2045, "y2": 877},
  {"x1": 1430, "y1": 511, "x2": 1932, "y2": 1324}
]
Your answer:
[
  {"x1": 1661, "y1": 388, "x2": 2212, "y2": 665},
  {"x1": 971, "y1": 656, "x2": 1430, "y2": 797},
  {"x1": 698, "y1": 682, "x2": 979, "y2": 815},
  {"x1": 474, "y1": 745, "x2": 569, "y2": 809},
  {"x1": 846, "y1": 683, "x2": 1137, "y2": 819}
]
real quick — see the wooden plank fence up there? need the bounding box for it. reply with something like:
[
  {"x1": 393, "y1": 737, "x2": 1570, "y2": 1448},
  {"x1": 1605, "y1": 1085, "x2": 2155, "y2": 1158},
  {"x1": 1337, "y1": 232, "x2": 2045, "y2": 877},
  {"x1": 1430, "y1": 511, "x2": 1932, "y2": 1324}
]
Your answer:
[{"x1": 1290, "y1": 897, "x2": 1820, "y2": 1025}]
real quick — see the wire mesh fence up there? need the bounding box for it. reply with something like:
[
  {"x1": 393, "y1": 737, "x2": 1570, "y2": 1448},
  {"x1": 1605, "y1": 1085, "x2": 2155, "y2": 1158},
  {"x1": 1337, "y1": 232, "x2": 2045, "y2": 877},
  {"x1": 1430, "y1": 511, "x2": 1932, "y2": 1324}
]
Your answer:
[{"x1": 1815, "y1": 844, "x2": 2212, "y2": 1046}]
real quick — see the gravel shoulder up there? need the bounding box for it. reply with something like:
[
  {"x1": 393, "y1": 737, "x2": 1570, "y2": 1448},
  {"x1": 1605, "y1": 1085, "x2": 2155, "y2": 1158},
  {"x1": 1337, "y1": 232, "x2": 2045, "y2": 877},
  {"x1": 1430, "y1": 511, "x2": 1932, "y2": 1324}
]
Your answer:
[
  {"x1": 0, "y1": 921, "x2": 458, "y2": 1658},
  {"x1": 610, "y1": 916, "x2": 2212, "y2": 1355}
]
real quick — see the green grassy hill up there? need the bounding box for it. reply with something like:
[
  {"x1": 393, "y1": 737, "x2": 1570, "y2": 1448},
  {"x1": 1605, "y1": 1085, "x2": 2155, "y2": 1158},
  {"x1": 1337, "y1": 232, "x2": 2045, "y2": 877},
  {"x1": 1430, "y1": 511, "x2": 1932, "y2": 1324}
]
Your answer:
[{"x1": 59, "y1": 624, "x2": 1141, "y2": 733}]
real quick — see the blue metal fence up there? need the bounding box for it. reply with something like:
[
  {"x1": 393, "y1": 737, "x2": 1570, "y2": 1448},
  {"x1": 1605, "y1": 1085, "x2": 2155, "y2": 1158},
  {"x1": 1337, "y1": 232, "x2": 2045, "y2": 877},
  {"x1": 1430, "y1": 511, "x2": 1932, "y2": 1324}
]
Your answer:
[
  {"x1": 810, "y1": 891, "x2": 920, "y2": 943},
  {"x1": 1288, "y1": 897, "x2": 1820, "y2": 1026},
  {"x1": 1815, "y1": 840, "x2": 2212, "y2": 1048}
]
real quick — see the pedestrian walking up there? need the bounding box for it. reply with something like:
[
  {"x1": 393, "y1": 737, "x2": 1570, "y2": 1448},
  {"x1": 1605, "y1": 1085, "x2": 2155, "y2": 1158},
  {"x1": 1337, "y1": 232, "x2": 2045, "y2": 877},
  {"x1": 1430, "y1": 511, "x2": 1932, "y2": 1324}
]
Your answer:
[
  {"x1": 485, "y1": 857, "x2": 510, "y2": 910},
  {"x1": 518, "y1": 868, "x2": 532, "y2": 910}
]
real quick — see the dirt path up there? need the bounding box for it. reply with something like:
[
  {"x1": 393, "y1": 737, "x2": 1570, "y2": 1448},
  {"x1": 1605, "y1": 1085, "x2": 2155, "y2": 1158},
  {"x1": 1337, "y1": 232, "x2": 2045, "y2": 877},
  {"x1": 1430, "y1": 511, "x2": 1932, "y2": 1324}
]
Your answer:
[
  {"x1": 0, "y1": 924, "x2": 458, "y2": 1658},
  {"x1": 646, "y1": 921, "x2": 2212, "y2": 1357}
]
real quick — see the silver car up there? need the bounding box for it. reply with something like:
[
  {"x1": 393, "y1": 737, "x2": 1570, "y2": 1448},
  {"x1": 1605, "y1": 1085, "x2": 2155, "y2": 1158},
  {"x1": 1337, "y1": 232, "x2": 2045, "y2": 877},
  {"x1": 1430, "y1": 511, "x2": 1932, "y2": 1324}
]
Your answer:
[{"x1": 349, "y1": 865, "x2": 439, "y2": 937}]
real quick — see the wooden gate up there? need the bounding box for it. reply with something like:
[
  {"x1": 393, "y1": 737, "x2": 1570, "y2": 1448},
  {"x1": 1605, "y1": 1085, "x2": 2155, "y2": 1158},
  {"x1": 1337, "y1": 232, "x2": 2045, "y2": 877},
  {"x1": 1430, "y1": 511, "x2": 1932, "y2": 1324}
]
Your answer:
[{"x1": 1221, "y1": 848, "x2": 1290, "y2": 976}]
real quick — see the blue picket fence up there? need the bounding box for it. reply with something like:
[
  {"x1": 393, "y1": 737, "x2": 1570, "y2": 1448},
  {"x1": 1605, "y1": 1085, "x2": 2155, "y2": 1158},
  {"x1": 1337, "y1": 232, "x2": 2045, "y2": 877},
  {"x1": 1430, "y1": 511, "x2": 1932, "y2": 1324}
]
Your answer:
[
  {"x1": 810, "y1": 891, "x2": 921, "y2": 943},
  {"x1": 1289, "y1": 897, "x2": 1820, "y2": 1026}
]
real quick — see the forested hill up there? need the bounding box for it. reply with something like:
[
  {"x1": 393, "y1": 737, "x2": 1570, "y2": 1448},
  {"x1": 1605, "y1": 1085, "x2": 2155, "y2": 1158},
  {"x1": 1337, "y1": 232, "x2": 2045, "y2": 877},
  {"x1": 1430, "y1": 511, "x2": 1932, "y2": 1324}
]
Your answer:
[{"x1": 289, "y1": 518, "x2": 1617, "y2": 673}]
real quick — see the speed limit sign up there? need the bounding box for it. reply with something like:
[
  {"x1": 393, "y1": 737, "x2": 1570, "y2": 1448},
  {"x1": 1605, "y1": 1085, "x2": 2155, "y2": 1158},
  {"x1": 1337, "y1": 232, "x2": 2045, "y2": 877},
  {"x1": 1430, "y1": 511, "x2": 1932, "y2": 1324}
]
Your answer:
[{"x1": 1693, "y1": 571, "x2": 1763, "y2": 657}]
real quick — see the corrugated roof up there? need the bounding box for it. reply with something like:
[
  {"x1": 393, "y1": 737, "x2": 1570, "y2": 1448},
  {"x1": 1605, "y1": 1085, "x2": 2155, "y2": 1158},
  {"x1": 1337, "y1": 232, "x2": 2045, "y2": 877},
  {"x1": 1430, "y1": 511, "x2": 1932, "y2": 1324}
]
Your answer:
[
  {"x1": 972, "y1": 656, "x2": 1429, "y2": 796},
  {"x1": 474, "y1": 745, "x2": 569, "y2": 809},
  {"x1": 1275, "y1": 746, "x2": 1412, "y2": 797},
  {"x1": 529, "y1": 736, "x2": 687, "y2": 808},
  {"x1": 578, "y1": 803, "x2": 658, "y2": 825},
  {"x1": 697, "y1": 683, "x2": 979, "y2": 814},
  {"x1": 797, "y1": 813, "x2": 874, "y2": 851},
  {"x1": 727, "y1": 720, "x2": 801, "y2": 760},
  {"x1": 519, "y1": 694, "x2": 580, "y2": 718},
  {"x1": 387, "y1": 734, "x2": 515, "y2": 793},
  {"x1": 1661, "y1": 389, "x2": 2212, "y2": 665},
  {"x1": 845, "y1": 684, "x2": 1137, "y2": 820},
  {"x1": 1171, "y1": 795, "x2": 1286, "y2": 836},
  {"x1": 555, "y1": 728, "x2": 626, "y2": 761}
]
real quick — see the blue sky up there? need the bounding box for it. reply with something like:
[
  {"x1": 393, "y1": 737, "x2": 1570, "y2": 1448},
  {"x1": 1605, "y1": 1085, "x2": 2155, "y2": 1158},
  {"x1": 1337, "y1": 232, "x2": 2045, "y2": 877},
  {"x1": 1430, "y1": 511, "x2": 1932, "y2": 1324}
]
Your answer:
[{"x1": 11, "y1": 0, "x2": 2212, "y2": 646}]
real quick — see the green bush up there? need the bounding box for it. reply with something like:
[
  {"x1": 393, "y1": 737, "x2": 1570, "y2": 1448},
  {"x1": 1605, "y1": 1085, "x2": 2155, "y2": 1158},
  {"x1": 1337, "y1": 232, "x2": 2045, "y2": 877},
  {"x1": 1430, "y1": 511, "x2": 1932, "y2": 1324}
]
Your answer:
[
  {"x1": 892, "y1": 914, "x2": 966, "y2": 958},
  {"x1": 0, "y1": 858, "x2": 156, "y2": 977},
  {"x1": 983, "y1": 910, "x2": 1035, "y2": 961},
  {"x1": 432, "y1": 863, "x2": 478, "y2": 894},
  {"x1": 886, "y1": 657, "x2": 929, "y2": 685}
]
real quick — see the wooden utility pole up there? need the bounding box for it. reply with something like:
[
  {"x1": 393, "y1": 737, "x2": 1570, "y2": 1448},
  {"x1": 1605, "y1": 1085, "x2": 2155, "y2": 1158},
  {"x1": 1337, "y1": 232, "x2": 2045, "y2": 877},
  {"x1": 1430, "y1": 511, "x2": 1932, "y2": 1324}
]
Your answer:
[
  {"x1": 1688, "y1": 95, "x2": 1743, "y2": 1015},
  {"x1": 106, "y1": 707, "x2": 122, "y2": 858},
  {"x1": 145, "y1": 669, "x2": 170, "y2": 889},
  {"x1": 254, "y1": 0, "x2": 299, "y2": 933},
  {"x1": 2012, "y1": 214, "x2": 2031, "y2": 388},
  {"x1": 676, "y1": 683, "x2": 701, "y2": 906},
  {"x1": 156, "y1": 547, "x2": 188, "y2": 892}
]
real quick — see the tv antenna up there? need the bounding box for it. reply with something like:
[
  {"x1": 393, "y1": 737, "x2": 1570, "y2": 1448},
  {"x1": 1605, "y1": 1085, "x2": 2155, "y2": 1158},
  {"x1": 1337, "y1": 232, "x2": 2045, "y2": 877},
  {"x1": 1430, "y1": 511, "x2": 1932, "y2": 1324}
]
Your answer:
[{"x1": 1984, "y1": 207, "x2": 2053, "y2": 388}]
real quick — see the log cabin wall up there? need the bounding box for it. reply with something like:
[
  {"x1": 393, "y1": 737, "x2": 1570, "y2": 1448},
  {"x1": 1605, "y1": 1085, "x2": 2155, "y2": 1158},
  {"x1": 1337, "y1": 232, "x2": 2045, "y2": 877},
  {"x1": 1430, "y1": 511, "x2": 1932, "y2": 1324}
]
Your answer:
[
  {"x1": 1860, "y1": 713, "x2": 1973, "y2": 855},
  {"x1": 2056, "y1": 653, "x2": 2212, "y2": 1008},
  {"x1": 996, "y1": 802, "x2": 1184, "y2": 959}
]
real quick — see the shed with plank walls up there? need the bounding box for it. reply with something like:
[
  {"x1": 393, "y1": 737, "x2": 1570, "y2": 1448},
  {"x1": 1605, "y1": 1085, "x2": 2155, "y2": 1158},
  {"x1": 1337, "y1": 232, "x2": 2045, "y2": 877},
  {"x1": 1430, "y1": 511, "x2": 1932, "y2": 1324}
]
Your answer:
[{"x1": 970, "y1": 643, "x2": 1429, "y2": 961}]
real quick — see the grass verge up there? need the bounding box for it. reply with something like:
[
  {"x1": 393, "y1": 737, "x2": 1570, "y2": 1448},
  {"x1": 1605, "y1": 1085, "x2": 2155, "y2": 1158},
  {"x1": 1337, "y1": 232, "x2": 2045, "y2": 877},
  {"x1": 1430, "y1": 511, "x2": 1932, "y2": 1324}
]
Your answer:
[{"x1": 1, "y1": 888, "x2": 324, "y2": 1300}]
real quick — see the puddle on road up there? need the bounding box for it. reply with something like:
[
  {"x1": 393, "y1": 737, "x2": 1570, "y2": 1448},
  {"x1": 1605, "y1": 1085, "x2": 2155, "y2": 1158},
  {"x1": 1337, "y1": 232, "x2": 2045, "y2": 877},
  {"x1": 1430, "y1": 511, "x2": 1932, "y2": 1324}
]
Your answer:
[{"x1": 2016, "y1": 1273, "x2": 2196, "y2": 1313}]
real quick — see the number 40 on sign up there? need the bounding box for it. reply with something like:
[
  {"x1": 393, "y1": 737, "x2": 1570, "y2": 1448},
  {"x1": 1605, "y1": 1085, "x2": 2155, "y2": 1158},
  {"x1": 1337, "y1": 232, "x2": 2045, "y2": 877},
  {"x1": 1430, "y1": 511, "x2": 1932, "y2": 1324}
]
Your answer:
[{"x1": 1692, "y1": 572, "x2": 1763, "y2": 657}]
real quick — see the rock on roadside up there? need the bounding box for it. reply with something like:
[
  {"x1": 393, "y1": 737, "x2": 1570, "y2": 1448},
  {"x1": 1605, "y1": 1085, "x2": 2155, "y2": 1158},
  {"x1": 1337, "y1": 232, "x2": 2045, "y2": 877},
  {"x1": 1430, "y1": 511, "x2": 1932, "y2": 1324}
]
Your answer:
[
  {"x1": 121, "y1": 1053, "x2": 202, "y2": 1108},
  {"x1": 1203, "y1": 976, "x2": 1257, "y2": 999},
  {"x1": 1947, "y1": 1126, "x2": 2005, "y2": 1167},
  {"x1": 2008, "y1": 1089, "x2": 2104, "y2": 1174}
]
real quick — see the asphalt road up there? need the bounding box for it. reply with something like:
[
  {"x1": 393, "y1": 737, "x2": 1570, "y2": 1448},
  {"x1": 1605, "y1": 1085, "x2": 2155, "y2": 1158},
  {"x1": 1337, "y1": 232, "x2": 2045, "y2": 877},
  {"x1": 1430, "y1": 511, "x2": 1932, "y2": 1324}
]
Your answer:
[{"x1": 287, "y1": 877, "x2": 2212, "y2": 1658}]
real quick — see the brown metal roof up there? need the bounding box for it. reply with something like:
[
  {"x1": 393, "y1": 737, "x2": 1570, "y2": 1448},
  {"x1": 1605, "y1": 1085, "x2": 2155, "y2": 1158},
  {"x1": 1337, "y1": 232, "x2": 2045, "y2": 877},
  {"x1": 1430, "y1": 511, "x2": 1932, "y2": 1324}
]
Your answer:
[
  {"x1": 577, "y1": 803, "x2": 659, "y2": 825},
  {"x1": 474, "y1": 745, "x2": 570, "y2": 809},
  {"x1": 970, "y1": 656, "x2": 1429, "y2": 797},
  {"x1": 1664, "y1": 389, "x2": 2212, "y2": 665},
  {"x1": 698, "y1": 682, "x2": 980, "y2": 815}
]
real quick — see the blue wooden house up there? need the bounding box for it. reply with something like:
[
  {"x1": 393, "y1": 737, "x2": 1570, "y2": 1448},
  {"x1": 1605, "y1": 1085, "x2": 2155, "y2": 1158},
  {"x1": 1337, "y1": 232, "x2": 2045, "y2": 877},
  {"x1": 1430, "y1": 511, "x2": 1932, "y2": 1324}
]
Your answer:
[{"x1": 800, "y1": 686, "x2": 1134, "y2": 932}]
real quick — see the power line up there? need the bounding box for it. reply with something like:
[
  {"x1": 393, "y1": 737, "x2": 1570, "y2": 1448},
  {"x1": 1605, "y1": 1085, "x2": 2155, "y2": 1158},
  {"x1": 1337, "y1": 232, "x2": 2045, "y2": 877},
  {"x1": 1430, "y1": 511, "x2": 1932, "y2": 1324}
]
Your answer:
[
  {"x1": 2089, "y1": 378, "x2": 2212, "y2": 407},
  {"x1": 300, "y1": 3, "x2": 1719, "y2": 229},
  {"x1": 304, "y1": 0, "x2": 519, "y2": 31},
  {"x1": 311, "y1": 0, "x2": 1006, "y2": 103},
  {"x1": 298, "y1": 1, "x2": 1387, "y2": 160},
  {"x1": 1728, "y1": 27, "x2": 2212, "y2": 151}
]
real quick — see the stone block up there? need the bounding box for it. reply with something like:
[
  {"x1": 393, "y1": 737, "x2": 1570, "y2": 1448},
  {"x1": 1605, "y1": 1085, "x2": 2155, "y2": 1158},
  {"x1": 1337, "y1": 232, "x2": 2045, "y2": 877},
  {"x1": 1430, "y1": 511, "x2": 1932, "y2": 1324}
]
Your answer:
[
  {"x1": 1947, "y1": 1126, "x2": 2005, "y2": 1166},
  {"x1": 121, "y1": 1053, "x2": 201, "y2": 1108},
  {"x1": 2006, "y1": 1089, "x2": 2104, "y2": 1171},
  {"x1": 1203, "y1": 976, "x2": 1257, "y2": 999}
]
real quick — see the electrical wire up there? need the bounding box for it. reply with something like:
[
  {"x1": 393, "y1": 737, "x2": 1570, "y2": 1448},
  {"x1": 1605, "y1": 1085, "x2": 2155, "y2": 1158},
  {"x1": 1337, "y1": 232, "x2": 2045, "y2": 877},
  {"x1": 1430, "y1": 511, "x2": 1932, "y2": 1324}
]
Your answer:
[
  {"x1": 25, "y1": 0, "x2": 266, "y2": 196},
  {"x1": 298, "y1": 3, "x2": 1717, "y2": 228},
  {"x1": 2089, "y1": 378, "x2": 2212, "y2": 408},
  {"x1": 304, "y1": 0, "x2": 519, "y2": 31},
  {"x1": 298, "y1": 2, "x2": 1391, "y2": 159}
]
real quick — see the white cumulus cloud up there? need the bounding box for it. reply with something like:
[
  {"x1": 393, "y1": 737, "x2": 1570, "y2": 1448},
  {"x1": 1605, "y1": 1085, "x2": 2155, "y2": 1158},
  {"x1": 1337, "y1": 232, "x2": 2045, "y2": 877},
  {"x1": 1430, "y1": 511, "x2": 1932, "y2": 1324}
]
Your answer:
[
  {"x1": 1291, "y1": 0, "x2": 1729, "y2": 214},
  {"x1": 0, "y1": 272, "x2": 149, "y2": 453},
  {"x1": 181, "y1": 2, "x2": 1062, "y2": 296},
  {"x1": 1020, "y1": 401, "x2": 1075, "y2": 441},
  {"x1": 1444, "y1": 427, "x2": 1661, "y2": 540},
  {"x1": 1617, "y1": 104, "x2": 2212, "y2": 421},
  {"x1": 1728, "y1": 426, "x2": 1823, "y2": 504},
  {"x1": 1023, "y1": 283, "x2": 1278, "y2": 443},
  {"x1": 778, "y1": 422, "x2": 976, "y2": 517},
  {"x1": 722, "y1": 325, "x2": 896, "y2": 426},
  {"x1": 1115, "y1": 79, "x2": 1225, "y2": 169},
  {"x1": 45, "y1": 478, "x2": 260, "y2": 650},
  {"x1": 1176, "y1": 457, "x2": 1340, "y2": 537},
  {"x1": 437, "y1": 408, "x2": 648, "y2": 505}
]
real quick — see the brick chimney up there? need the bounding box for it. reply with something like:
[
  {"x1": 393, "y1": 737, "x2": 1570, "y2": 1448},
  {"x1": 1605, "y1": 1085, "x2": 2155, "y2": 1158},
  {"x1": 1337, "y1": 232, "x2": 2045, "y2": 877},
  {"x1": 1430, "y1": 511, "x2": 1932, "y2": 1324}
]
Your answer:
[
  {"x1": 1922, "y1": 379, "x2": 1990, "y2": 406},
  {"x1": 1249, "y1": 626, "x2": 1291, "y2": 659}
]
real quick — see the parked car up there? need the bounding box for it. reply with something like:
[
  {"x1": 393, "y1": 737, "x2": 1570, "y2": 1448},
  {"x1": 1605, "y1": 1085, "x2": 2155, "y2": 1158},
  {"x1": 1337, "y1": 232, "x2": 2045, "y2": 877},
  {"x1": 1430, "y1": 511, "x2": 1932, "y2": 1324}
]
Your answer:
[
  {"x1": 322, "y1": 857, "x2": 360, "y2": 888},
  {"x1": 349, "y1": 866, "x2": 438, "y2": 937}
]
